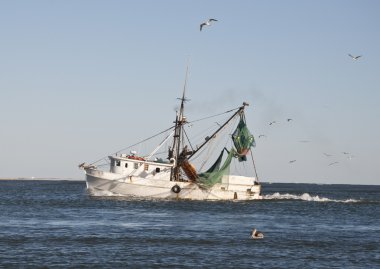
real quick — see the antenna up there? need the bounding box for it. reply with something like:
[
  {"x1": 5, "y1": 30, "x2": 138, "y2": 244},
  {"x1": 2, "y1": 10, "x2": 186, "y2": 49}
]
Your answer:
[
  {"x1": 178, "y1": 61, "x2": 190, "y2": 105},
  {"x1": 182, "y1": 64, "x2": 188, "y2": 101}
]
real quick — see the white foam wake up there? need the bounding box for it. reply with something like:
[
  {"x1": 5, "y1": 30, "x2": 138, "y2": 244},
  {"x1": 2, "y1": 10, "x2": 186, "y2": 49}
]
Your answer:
[
  {"x1": 88, "y1": 189, "x2": 124, "y2": 197},
  {"x1": 263, "y1": 192, "x2": 359, "y2": 203}
]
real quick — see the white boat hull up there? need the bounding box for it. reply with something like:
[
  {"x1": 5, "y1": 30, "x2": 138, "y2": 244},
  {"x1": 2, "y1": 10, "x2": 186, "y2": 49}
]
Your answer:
[{"x1": 85, "y1": 168, "x2": 262, "y2": 201}]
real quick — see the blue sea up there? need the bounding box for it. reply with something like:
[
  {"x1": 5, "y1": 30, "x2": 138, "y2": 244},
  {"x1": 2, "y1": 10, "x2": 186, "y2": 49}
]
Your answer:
[{"x1": 0, "y1": 180, "x2": 379, "y2": 268}]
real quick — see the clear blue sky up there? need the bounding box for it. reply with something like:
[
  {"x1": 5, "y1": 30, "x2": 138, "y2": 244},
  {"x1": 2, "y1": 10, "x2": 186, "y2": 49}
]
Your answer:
[{"x1": 1, "y1": 0, "x2": 379, "y2": 184}]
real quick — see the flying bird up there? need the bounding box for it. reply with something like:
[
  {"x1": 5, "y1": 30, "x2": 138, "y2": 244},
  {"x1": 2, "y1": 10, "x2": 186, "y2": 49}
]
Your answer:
[
  {"x1": 269, "y1": 121, "x2": 276, "y2": 125},
  {"x1": 200, "y1": 18, "x2": 218, "y2": 31},
  {"x1": 258, "y1": 134, "x2": 266, "y2": 138},
  {"x1": 287, "y1": 118, "x2": 293, "y2": 122},
  {"x1": 348, "y1": 54, "x2": 362, "y2": 60},
  {"x1": 328, "y1": 161, "x2": 339, "y2": 166},
  {"x1": 289, "y1": 160, "x2": 296, "y2": 163},
  {"x1": 342, "y1": 152, "x2": 350, "y2": 155}
]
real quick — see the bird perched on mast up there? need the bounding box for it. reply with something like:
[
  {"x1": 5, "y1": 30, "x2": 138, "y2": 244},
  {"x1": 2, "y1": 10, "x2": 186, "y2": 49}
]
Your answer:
[{"x1": 200, "y1": 18, "x2": 218, "y2": 31}]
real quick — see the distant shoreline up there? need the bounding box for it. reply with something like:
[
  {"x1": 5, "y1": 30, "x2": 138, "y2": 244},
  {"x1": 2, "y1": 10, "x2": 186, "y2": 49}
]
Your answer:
[{"x1": 0, "y1": 177, "x2": 84, "y2": 181}]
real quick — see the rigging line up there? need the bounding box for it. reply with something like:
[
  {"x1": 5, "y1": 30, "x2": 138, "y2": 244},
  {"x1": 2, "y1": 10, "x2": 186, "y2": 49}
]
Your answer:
[
  {"x1": 188, "y1": 107, "x2": 240, "y2": 124},
  {"x1": 114, "y1": 125, "x2": 175, "y2": 154},
  {"x1": 189, "y1": 143, "x2": 210, "y2": 163},
  {"x1": 149, "y1": 149, "x2": 169, "y2": 157},
  {"x1": 93, "y1": 157, "x2": 110, "y2": 166},
  {"x1": 250, "y1": 149, "x2": 260, "y2": 182},
  {"x1": 191, "y1": 115, "x2": 238, "y2": 165},
  {"x1": 189, "y1": 110, "x2": 233, "y2": 142},
  {"x1": 189, "y1": 124, "x2": 218, "y2": 143},
  {"x1": 201, "y1": 121, "x2": 233, "y2": 171},
  {"x1": 188, "y1": 105, "x2": 245, "y2": 160},
  {"x1": 182, "y1": 127, "x2": 195, "y2": 152},
  {"x1": 146, "y1": 130, "x2": 174, "y2": 160},
  {"x1": 90, "y1": 125, "x2": 176, "y2": 165},
  {"x1": 198, "y1": 133, "x2": 218, "y2": 171}
]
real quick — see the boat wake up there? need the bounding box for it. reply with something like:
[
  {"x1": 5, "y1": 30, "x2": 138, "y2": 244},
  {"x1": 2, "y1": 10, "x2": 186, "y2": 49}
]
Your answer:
[
  {"x1": 263, "y1": 192, "x2": 359, "y2": 203},
  {"x1": 88, "y1": 189, "x2": 124, "y2": 197}
]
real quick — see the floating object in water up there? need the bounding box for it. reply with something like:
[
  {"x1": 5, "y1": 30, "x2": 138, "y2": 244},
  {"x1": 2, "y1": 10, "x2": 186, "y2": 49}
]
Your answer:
[{"x1": 251, "y1": 228, "x2": 264, "y2": 239}]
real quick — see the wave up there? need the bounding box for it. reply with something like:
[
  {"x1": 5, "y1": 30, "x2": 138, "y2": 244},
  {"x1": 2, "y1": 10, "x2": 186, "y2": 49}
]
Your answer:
[{"x1": 263, "y1": 192, "x2": 359, "y2": 203}]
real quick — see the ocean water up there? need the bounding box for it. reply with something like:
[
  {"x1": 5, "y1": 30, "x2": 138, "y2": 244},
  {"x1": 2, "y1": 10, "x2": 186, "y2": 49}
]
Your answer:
[{"x1": 0, "y1": 180, "x2": 379, "y2": 268}]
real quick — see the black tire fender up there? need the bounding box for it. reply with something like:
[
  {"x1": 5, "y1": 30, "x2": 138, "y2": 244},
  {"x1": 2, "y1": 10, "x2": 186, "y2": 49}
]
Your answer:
[{"x1": 171, "y1": 184, "x2": 181, "y2": 194}]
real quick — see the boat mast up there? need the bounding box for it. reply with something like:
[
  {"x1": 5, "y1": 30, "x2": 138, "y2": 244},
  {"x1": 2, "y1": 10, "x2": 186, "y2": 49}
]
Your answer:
[{"x1": 170, "y1": 66, "x2": 189, "y2": 181}]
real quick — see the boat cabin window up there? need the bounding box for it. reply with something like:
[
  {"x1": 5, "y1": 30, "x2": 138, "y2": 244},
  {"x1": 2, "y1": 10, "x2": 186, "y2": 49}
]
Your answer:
[
  {"x1": 134, "y1": 163, "x2": 138, "y2": 169},
  {"x1": 116, "y1": 160, "x2": 120, "y2": 166},
  {"x1": 155, "y1": 167, "x2": 160, "y2": 173},
  {"x1": 125, "y1": 163, "x2": 128, "y2": 168},
  {"x1": 144, "y1": 164, "x2": 149, "y2": 171},
  {"x1": 111, "y1": 159, "x2": 115, "y2": 166}
]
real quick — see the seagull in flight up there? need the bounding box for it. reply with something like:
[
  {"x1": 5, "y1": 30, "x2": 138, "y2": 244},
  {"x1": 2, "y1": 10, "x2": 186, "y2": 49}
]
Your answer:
[
  {"x1": 200, "y1": 18, "x2": 218, "y2": 31},
  {"x1": 287, "y1": 118, "x2": 293, "y2": 122},
  {"x1": 328, "y1": 161, "x2": 339, "y2": 166},
  {"x1": 348, "y1": 54, "x2": 362, "y2": 60},
  {"x1": 269, "y1": 121, "x2": 276, "y2": 125},
  {"x1": 289, "y1": 160, "x2": 296, "y2": 163}
]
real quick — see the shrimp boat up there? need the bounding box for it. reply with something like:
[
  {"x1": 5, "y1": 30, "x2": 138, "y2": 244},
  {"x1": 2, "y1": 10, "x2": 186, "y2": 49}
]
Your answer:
[{"x1": 80, "y1": 83, "x2": 262, "y2": 200}]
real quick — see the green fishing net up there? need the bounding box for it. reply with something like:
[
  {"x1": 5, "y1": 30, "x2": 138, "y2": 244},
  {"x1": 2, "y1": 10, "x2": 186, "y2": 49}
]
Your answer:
[{"x1": 232, "y1": 117, "x2": 255, "y2": 161}]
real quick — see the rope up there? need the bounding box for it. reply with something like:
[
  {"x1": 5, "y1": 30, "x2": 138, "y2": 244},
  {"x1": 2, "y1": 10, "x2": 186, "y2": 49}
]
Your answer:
[
  {"x1": 250, "y1": 150, "x2": 260, "y2": 182},
  {"x1": 90, "y1": 125, "x2": 175, "y2": 165},
  {"x1": 187, "y1": 106, "x2": 240, "y2": 124}
]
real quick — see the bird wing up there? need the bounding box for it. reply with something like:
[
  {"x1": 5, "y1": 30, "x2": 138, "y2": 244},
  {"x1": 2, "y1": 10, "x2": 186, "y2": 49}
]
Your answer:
[
  {"x1": 209, "y1": 18, "x2": 218, "y2": 22},
  {"x1": 200, "y1": 23, "x2": 205, "y2": 31},
  {"x1": 355, "y1": 55, "x2": 362, "y2": 59},
  {"x1": 348, "y1": 54, "x2": 354, "y2": 58}
]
